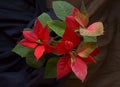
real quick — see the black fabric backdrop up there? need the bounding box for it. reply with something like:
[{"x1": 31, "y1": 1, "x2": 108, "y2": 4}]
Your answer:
[{"x1": 0, "y1": 0, "x2": 63, "y2": 87}]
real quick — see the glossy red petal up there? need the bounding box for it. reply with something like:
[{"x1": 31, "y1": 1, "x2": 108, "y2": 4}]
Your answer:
[
  {"x1": 34, "y1": 19, "x2": 44, "y2": 36},
  {"x1": 56, "y1": 41, "x2": 70, "y2": 54},
  {"x1": 39, "y1": 25, "x2": 50, "y2": 41},
  {"x1": 81, "y1": 56, "x2": 96, "y2": 64},
  {"x1": 62, "y1": 27, "x2": 80, "y2": 48},
  {"x1": 71, "y1": 58, "x2": 87, "y2": 82},
  {"x1": 23, "y1": 31, "x2": 38, "y2": 42},
  {"x1": 19, "y1": 39, "x2": 37, "y2": 48},
  {"x1": 34, "y1": 45, "x2": 45, "y2": 61},
  {"x1": 72, "y1": 8, "x2": 88, "y2": 27},
  {"x1": 66, "y1": 16, "x2": 80, "y2": 30},
  {"x1": 57, "y1": 56, "x2": 71, "y2": 80}
]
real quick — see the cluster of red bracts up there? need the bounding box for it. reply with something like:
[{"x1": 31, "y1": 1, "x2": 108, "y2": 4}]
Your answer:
[{"x1": 20, "y1": 8, "x2": 103, "y2": 82}]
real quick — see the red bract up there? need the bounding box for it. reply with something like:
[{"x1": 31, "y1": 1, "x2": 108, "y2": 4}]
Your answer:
[
  {"x1": 56, "y1": 27, "x2": 100, "y2": 81},
  {"x1": 71, "y1": 57, "x2": 87, "y2": 82},
  {"x1": 57, "y1": 56, "x2": 71, "y2": 79},
  {"x1": 57, "y1": 55, "x2": 87, "y2": 82},
  {"x1": 56, "y1": 27, "x2": 88, "y2": 81},
  {"x1": 56, "y1": 27, "x2": 80, "y2": 54},
  {"x1": 66, "y1": 16, "x2": 80, "y2": 30},
  {"x1": 20, "y1": 20, "x2": 54, "y2": 61},
  {"x1": 72, "y1": 8, "x2": 89, "y2": 27},
  {"x1": 65, "y1": 8, "x2": 88, "y2": 30},
  {"x1": 57, "y1": 55, "x2": 88, "y2": 81}
]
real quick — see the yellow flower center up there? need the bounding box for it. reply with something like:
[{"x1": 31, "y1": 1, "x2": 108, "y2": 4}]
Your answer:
[{"x1": 36, "y1": 39, "x2": 42, "y2": 44}]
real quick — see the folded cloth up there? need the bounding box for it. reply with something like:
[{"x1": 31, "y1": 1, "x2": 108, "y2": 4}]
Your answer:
[{"x1": 0, "y1": 0, "x2": 65, "y2": 87}]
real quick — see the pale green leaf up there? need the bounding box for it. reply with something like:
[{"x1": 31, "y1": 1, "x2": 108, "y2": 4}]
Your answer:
[
  {"x1": 48, "y1": 20, "x2": 66, "y2": 37},
  {"x1": 83, "y1": 36, "x2": 97, "y2": 42},
  {"x1": 53, "y1": 1, "x2": 74, "y2": 20},
  {"x1": 38, "y1": 13, "x2": 52, "y2": 26}
]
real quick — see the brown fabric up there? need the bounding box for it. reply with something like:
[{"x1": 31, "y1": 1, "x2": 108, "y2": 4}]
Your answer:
[
  {"x1": 47, "y1": 0, "x2": 52, "y2": 8},
  {"x1": 62, "y1": 0, "x2": 120, "y2": 87}
]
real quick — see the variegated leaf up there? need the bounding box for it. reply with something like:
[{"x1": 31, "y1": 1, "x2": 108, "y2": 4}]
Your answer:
[{"x1": 79, "y1": 22, "x2": 104, "y2": 36}]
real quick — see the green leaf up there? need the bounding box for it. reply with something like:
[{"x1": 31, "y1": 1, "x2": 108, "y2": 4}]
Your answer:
[
  {"x1": 48, "y1": 20, "x2": 66, "y2": 37},
  {"x1": 44, "y1": 57, "x2": 59, "y2": 78},
  {"x1": 80, "y1": 1, "x2": 88, "y2": 18},
  {"x1": 38, "y1": 13, "x2": 52, "y2": 26},
  {"x1": 12, "y1": 44, "x2": 32, "y2": 58},
  {"x1": 26, "y1": 50, "x2": 45, "y2": 68},
  {"x1": 53, "y1": 1, "x2": 74, "y2": 20},
  {"x1": 83, "y1": 36, "x2": 97, "y2": 42}
]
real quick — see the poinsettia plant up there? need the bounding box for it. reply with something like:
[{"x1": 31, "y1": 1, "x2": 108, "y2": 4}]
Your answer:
[{"x1": 12, "y1": 1, "x2": 104, "y2": 82}]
